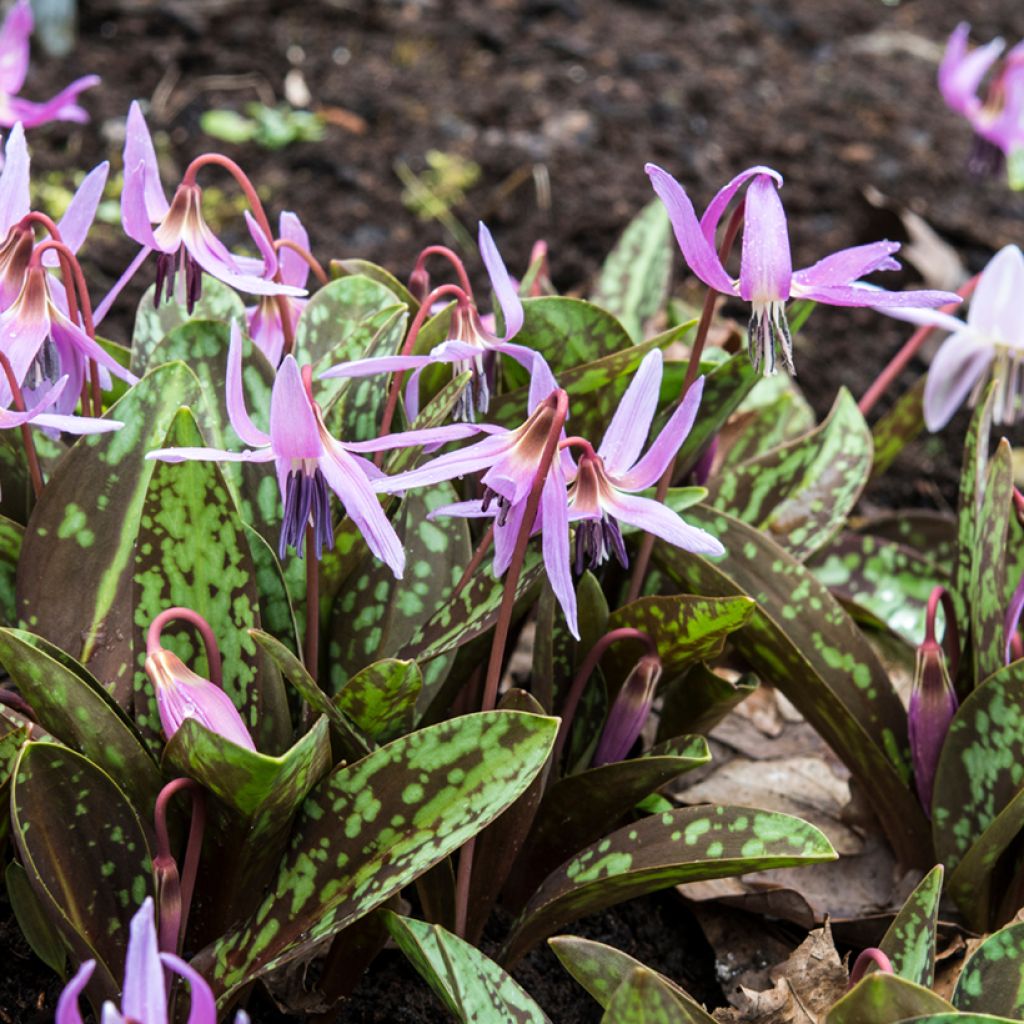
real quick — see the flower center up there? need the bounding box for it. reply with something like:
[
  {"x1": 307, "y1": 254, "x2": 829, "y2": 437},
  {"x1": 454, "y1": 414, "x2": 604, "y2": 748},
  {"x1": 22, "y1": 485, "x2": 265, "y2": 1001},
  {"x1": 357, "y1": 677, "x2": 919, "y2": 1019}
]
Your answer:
[
  {"x1": 280, "y1": 463, "x2": 334, "y2": 560},
  {"x1": 748, "y1": 300, "x2": 794, "y2": 375},
  {"x1": 569, "y1": 454, "x2": 628, "y2": 574},
  {"x1": 154, "y1": 249, "x2": 202, "y2": 313}
]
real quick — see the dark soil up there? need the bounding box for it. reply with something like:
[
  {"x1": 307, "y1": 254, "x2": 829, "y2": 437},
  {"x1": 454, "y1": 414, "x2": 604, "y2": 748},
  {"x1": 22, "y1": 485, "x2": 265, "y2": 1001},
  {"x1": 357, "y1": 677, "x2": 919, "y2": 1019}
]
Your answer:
[{"x1": 6, "y1": 0, "x2": 1024, "y2": 1019}]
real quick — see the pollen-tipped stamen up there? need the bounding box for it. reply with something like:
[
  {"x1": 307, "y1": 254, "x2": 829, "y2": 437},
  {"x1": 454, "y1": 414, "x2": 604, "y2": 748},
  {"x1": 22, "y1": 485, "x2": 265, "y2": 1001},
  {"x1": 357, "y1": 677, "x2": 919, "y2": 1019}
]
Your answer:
[
  {"x1": 280, "y1": 466, "x2": 334, "y2": 560},
  {"x1": 748, "y1": 301, "x2": 795, "y2": 376}
]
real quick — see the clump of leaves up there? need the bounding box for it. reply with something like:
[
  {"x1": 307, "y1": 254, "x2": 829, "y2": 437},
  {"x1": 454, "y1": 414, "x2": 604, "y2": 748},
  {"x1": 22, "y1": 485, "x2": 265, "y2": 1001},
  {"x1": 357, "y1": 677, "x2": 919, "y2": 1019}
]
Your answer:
[{"x1": 201, "y1": 102, "x2": 325, "y2": 150}]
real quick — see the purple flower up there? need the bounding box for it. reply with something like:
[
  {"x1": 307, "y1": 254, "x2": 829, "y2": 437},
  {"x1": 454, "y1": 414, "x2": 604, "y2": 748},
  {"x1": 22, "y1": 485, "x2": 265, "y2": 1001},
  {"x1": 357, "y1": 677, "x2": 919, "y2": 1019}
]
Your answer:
[
  {"x1": 145, "y1": 646, "x2": 256, "y2": 751},
  {"x1": 908, "y1": 638, "x2": 958, "y2": 816},
  {"x1": 0, "y1": 1, "x2": 98, "y2": 130},
  {"x1": 939, "y1": 23, "x2": 1024, "y2": 177},
  {"x1": 567, "y1": 349, "x2": 724, "y2": 573},
  {"x1": 57, "y1": 897, "x2": 248, "y2": 1024},
  {"x1": 592, "y1": 654, "x2": 662, "y2": 766},
  {"x1": 146, "y1": 323, "x2": 475, "y2": 574},
  {"x1": 121, "y1": 102, "x2": 305, "y2": 309},
  {"x1": 322, "y1": 221, "x2": 546, "y2": 421},
  {"x1": 646, "y1": 164, "x2": 961, "y2": 374}
]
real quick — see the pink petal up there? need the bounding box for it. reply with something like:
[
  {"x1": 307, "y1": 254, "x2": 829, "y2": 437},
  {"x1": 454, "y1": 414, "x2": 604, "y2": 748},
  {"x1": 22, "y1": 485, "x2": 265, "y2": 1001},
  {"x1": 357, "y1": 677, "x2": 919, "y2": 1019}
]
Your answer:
[
  {"x1": 527, "y1": 353, "x2": 560, "y2": 411},
  {"x1": 102, "y1": 1006, "x2": 126, "y2": 1024},
  {"x1": 146, "y1": 446, "x2": 276, "y2": 464},
  {"x1": 6, "y1": 75, "x2": 99, "y2": 128},
  {"x1": 373, "y1": 432, "x2": 511, "y2": 494},
  {"x1": 616, "y1": 376, "x2": 704, "y2": 491},
  {"x1": 95, "y1": 247, "x2": 151, "y2": 327},
  {"x1": 792, "y1": 241, "x2": 901, "y2": 289},
  {"x1": 939, "y1": 23, "x2": 1003, "y2": 117},
  {"x1": 320, "y1": 354, "x2": 432, "y2": 380},
  {"x1": 922, "y1": 329, "x2": 994, "y2": 431},
  {"x1": 0, "y1": 121, "x2": 28, "y2": 236},
  {"x1": 121, "y1": 898, "x2": 167, "y2": 1024},
  {"x1": 605, "y1": 489, "x2": 725, "y2": 556},
  {"x1": 427, "y1": 498, "x2": 496, "y2": 520},
  {"x1": 159, "y1": 955, "x2": 217, "y2": 1024},
  {"x1": 479, "y1": 221, "x2": 523, "y2": 340},
  {"x1": 967, "y1": 244, "x2": 1024, "y2": 344},
  {"x1": 699, "y1": 165, "x2": 783, "y2": 245},
  {"x1": 55, "y1": 961, "x2": 94, "y2": 1024},
  {"x1": 803, "y1": 284, "x2": 962, "y2": 309},
  {"x1": 270, "y1": 355, "x2": 321, "y2": 460},
  {"x1": 0, "y1": 0, "x2": 31, "y2": 95},
  {"x1": 541, "y1": 463, "x2": 578, "y2": 639},
  {"x1": 493, "y1": 498, "x2": 527, "y2": 576},
  {"x1": 32, "y1": 411, "x2": 123, "y2": 434},
  {"x1": 598, "y1": 349, "x2": 662, "y2": 476},
  {"x1": 738, "y1": 174, "x2": 792, "y2": 303},
  {"x1": 864, "y1": 304, "x2": 966, "y2": 334},
  {"x1": 227, "y1": 322, "x2": 271, "y2": 447},
  {"x1": 278, "y1": 211, "x2": 311, "y2": 288},
  {"x1": 121, "y1": 162, "x2": 165, "y2": 251},
  {"x1": 342, "y1": 422, "x2": 485, "y2": 453},
  {"x1": 243, "y1": 210, "x2": 278, "y2": 279},
  {"x1": 0, "y1": 373, "x2": 66, "y2": 427},
  {"x1": 46, "y1": 161, "x2": 109, "y2": 261},
  {"x1": 49, "y1": 307, "x2": 139, "y2": 387},
  {"x1": 124, "y1": 101, "x2": 168, "y2": 221},
  {"x1": 645, "y1": 163, "x2": 735, "y2": 294}
]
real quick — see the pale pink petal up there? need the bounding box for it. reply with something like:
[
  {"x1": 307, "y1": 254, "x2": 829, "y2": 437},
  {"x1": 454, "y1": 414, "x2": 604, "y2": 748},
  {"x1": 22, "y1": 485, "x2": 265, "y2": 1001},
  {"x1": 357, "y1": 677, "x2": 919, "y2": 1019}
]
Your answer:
[
  {"x1": 101, "y1": 1006, "x2": 126, "y2": 1024},
  {"x1": 95, "y1": 247, "x2": 151, "y2": 326},
  {"x1": 46, "y1": 161, "x2": 109, "y2": 261},
  {"x1": 966, "y1": 244, "x2": 1024, "y2": 344},
  {"x1": 804, "y1": 284, "x2": 961, "y2": 309},
  {"x1": 493, "y1": 498, "x2": 527, "y2": 576},
  {"x1": 373, "y1": 433, "x2": 512, "y2": 494},
  {"x1": 939, "y1": 23, "x2": 1003, "y2": 117},
  {"x1": 865, "y1": 303, "x2": 965, "y2": 334},
  {"x1": 55, "y1": 961, "x2": 94, "y2": 1024},
  {"x1": 159, "y1": 955, "x2": 217, "y2": 1024},
  {"x1": 0, "y1": 121, "x2": 29, "y2": 236},
  {"x1": 32, "y1": 412, "x2": 123, "y2": 434},
  {"x1": 605, "y1": 489, "x2": 725, "y2": 557},
  {"x1": 699, "y1": 164, "x2": 783, "y2": 244},
  {"x1": 7, "y1": 75, "x2": 99, "y2": 128},
  {"x1": 320, "y1": 354, "x2": 432, "y2": 380},
  {"x1": 792, "y1": 241, "x2": 901, "y2": 289},
  {"x1": 0, "y1": 1, "x2": 32, "y2": 95},
  {"x1": 527, "y1": 353, "x2": 560, "y2": 411},
  {"x1": 541, "y1": 464, "x2": 578, "y2": 638},
  {"x1": 226, "y1": 322, "x2": 271, "y2": 447},
  {"x1": 124, "y1": 101, "x2": 168, "y2": 221},
  {"x1": 121, "y1": 899, "x2": 167, "y2": 1024},
  {"x1": 738, "y1": 174, "x2": 791, "y2": 303},
  {"x1": 923, "y1": 329, "x2": 994, "y2": 431},
  {"x1": 645, "y1": 163, "x2": 735, "y2": 294},
  {"x1": 0, "y1": 373, "x2": 66, "y2": 427},
  {"x1": 146, "y1": 446, "x2": 276, "y2": 464},
  {"x1": 269, "y1": 355, "x2": 321, "y2": 460},
  {"x1": 278, "y1": 211, "x2": 310, "y2": 288},
  {"x1": 598, "y1": 349, "x2": 662, "y2": 475},
  {"x1": 121, "y1": 162, "x2": 165, "y2": 251},
  {"x1": 243, "y1": 210, "x2": 278, "y2": 279},
  {"x1": 427, "y1": 498, "x2": 496, "y2": 520},
  {"x1": 479, "y1": 221, "x2": 523, "y2": 340},
  {"x1": 342, "y1": 422, "x2": 485, "y2": 453},
  {"x1": 49, "y1": 309, "x2": 138, "y2": 387}
]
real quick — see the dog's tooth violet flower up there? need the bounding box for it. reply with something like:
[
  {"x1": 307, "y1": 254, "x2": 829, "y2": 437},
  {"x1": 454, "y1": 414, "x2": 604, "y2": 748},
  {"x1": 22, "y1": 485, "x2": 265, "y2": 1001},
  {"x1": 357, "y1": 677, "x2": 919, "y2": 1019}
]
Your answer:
[{"x1": 646, "y1": 164, "x2": 961, "y2": 375}]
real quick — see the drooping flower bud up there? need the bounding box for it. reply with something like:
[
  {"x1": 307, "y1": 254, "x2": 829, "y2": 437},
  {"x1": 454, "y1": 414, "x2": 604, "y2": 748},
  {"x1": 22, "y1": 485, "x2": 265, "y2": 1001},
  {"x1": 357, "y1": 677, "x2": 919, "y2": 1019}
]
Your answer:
[
  {"x1": 847, "y1": 947, "x2": 894, "y2": 989},
  {"x1": 145, "y1": 647, "x2": 256, "y2": 751},
  {"x1": 592, "y1": 653, "x2": 663, "y2": 766}
]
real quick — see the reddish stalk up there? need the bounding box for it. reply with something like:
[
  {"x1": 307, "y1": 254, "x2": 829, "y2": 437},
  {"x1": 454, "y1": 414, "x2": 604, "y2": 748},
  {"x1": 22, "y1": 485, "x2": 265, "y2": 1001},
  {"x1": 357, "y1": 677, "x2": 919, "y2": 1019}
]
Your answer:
[
  {"x1": 305, "y1": 525, "x2": 319, "y2": 680},
  {"x1": 274, "y1": 238, "x2": 329, "y2": 286},
  {"x1": 925, "y1": 585, "x2": 959, "y2": 677},
  {"x1": 625, "y1": 201, "x2": 745, "y2": 603},
  {"x1": 847, "y1": 948, "x2": 893, "y2": 988},
  {"x1": 147, "y1": 607, "x2": 223, "y2": 687},
  {"x1": 453, "y1": 524, "x2": 494, "y2": 599},
  {"x1": 17, "y1": 211, "x2": 64, "y2": 240},
  {"x1": 410, "y1": 244, "x2": 473, "y2": 297},
  {"x1": 0, "y1": 351, "x2": 43, "y2": 498},
  {"x1": 553, "y1": 626, "x2": 658, "y2": 765},
  {"x1": 858, "y1": 274, "x2": 980, "y2": 416},
  {"x1": 153, "y1": 778, "x2": 206, "y2": 955}
]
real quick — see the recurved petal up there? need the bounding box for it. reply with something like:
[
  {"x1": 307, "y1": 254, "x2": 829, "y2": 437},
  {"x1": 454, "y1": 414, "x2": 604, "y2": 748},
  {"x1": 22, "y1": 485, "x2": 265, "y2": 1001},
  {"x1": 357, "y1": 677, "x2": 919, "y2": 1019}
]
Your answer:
[
  {"x1": 792, "y1": 240, "x2": 901, "y2": 288},
  {"x1": 121, "y1": 898, "x2": 167, "y2": 1024},
  {"x1": 939, "y1": 23, "x2": 1003, "y2": 116},
  {"x1": 49, "y1": 306, "x2": 139, "y2": 387},
  {"x1": 121, "y1": 161, "x2": 164, "y2": 250},
  {"x1": 0, "y1": 373, "x2": 66, "y2": 428},
  {"x1": 0, "y1": 121, "x2": 29, "y2": 236},
  {"x1": 31, "y1": 412, "x2": 124, "y2": 434},
  {"x1": 226, "y1": 322, "x2": 271, "y2": 447},
  {"x1": 55, "y1": 961, "x2": 94, "y2": 1024},
  {"x1": 124, "y1": 101, "x2": 168, "y2": 221},
  {"x1": 6, "y1": 75, "x2": 100, "y2": 129},
  {"x1": 645, "y1": 163, "x2": 735, "y2": 294},
  {"x1": 269, "y1": 355, "x2": 321, "y2": 460},
  {"x1": 967, "y1": 244, "x2": 1024, "y2": 344},
  {"x1": 738, "y1": 174, "x2": 792, "y2": 303},
  {"x1": 479, "y1": 221, "x2": 524, "y2": 340},
  {"x1": 0, "y1": 0, "x2": 31, "y2": 95},
  {"x1": 603, "y1": 489, "x2": 725, "y2": 557},
  {"x1": 699, "y1": 164, "x2": 783, "y2": 244},
  {"x1": 598, "y1": 348, "x2": 662, "y2": 476},
  {"x1": 48, "y1": 161, "x2": 109, "y2": 259},
  {"x1": 493, "y1": 497, "x2": 528, "y2": 577},
  {"x1": 373, "y1": 432, "x2": 511, "y2": 494},
  {"x1": 542, "y1": 463, "x2": 578, "y2": 638},
  {"x1": 342, "y1": 421, "x2": 485, "y2": 453},
  {"x1": 242, "y1": 210, "x2": 278, "y2": 280},
  {"x1": 320, "y1": 354, "x2": 432, "y2": 380},
  {"x1": 804, "y1": 283, "x2": 962, "y2": 309},
  {"x1": 922, "y1": 328, "x2": 993, "y2": 431},
  {"x1": 278, "y1": 211, "x2": 311, "y2": 288},
  {"x1": 146, "y1": 445, "x2": 276, "y2": 464},
  {"x1": 159, "y1": 954, "x2": 217, "y2": 1024}
]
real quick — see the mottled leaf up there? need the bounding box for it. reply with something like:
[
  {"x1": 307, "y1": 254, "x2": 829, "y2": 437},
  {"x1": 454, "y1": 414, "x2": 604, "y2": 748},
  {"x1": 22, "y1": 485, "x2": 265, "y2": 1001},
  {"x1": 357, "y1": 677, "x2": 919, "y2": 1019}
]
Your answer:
[
  {"x1": 600, "y1": 967, "x2": 696, "y2": 1023},
  {"x1": 193, "y1": 710, "x2": 558, "y2": 1002},
  {"x1": 878, "y1": 864, "x2": 943, "y2": 987},
  {"x1": 953, "y1": 920, "x2": 1024, "y2": 1016},
  {"x1": 5, "y1": 860, "x2": 66, "y2": 978},
  {"x1": 335, "y1": 660, "x2": 422, "y2": 743},
  {"x1": 870, "y1": 374, "x2": 926, "y2": 479},
  {"x1": 0, "y1": 512, "x2": 21, "y2": 622},
  {"x1": 515, "y1": 296, "x2": 633, "y2": 370},
  {"x1": 718, "y1": 374, "x2": 816, "y2": 471},
  {"x1": 502, "y1": 805, "x2": 836, "y2": 963},
  {"x1": 860, "y1": 511, "x2": 957, "y2": 574},
  {"x1": 656, "y1": 664, "x2": 757, "y2": 740},
  {"x1": 383, "y1": 911, "x2": 550, "y2": 1023},
  {"x1": 825, "y1": 973, "x2": 953, "y2": 1024},
  {"x1": 329, "y1": 257, "x2": 419, "y2": 311}
]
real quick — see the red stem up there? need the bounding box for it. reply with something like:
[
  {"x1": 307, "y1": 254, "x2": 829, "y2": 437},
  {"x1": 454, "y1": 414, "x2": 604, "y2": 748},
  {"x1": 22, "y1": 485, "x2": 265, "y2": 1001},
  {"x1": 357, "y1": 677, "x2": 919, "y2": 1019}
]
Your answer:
[
  {"x1": 453, "y1": 524, "x2": 494, "y2": 599},
  {"x1": 559, "y1": 435, "x2": 597, "y2": 458},
  {"x1": 17, "y1": 212, "x2": 64, "y2": 240},
  {"x1": 0, "y1": 351, "x2": 43, "y2": 499},
  {"x1": 848, "y1": 948, "x2": 893, "y2": 989},
  {"x1": 274, "y1": 238, "x2": 329, "y2": 286},
  {"x1": 153, "y1": 778, "x2": 206, "y2": 955},
  {"x1": 924, "y1": 585, "x2": 959, "y2": 678},
  {"x1": 411, "y1": 245, "x2": 473, "y2": 297},
  {"x1": 147, "y1": 607, "x2": 223, "y2": 687}
]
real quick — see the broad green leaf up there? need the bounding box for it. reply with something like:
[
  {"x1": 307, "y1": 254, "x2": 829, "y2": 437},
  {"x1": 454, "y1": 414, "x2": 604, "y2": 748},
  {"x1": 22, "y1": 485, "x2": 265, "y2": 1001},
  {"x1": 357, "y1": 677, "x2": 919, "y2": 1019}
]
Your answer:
[
  {"x1": 17, "y1": 362, "x2": 201, "y2": 704},
  {"x1": 501, "y1": 805, "x2": 836, "y2": 963},
  {"x1": 954, "y1": 920, "x2": 1024, "y2": 1016},
  {"x1": 600, "y1": 967, "x2": 696, "y2": 1023},
  {"x1": 0, "y1": 627, "x2": 161, "y2": 809},
  {"x1": 134, "y1": 405, "x2": 290, "y2": 754},
  {"x1": 515, "y1": 296, "x2": 633, "y2": 370},
  {"x1": 0, "y1": 512, "x2": 21, "y2": 622},
  {"x1": 591, "y1": 200, "x2": 672, "y2": 341},
  {"x1": 549, "y1": 936, "x2": 715, "y2": 1021},
  {"x1": 12, "y1": 742, "x2": 153, "y2": 1005},
  {"x1": 0, "y1": 713, "x2": 29, "y2": 844},
  {"x1": 710, "y1": 388, "x2": 872, "y2": 562},
  {"x1": 329, "y1": 257, "x2": 419, "y2": 311},
  {"x1": 654, "y1": 505, "x2": 929, "y2": 867},
  {"x1": 656, "y1": 664, "x2": 757, "y2": 740},
  {"x1": 861, "y1": 511, "x2": 957, "y2": 573},
  {"x1": 508, "y1": 737, "x2": 710, "y2": 909},
  {"x1": 130, "y1": 276, "x2": 245, "y2": 375},
  {"x1": 878, "y1": 865, "x2": 943, "y2": 987},
  {"x1": 335, "y1": 659, "x2": 423, "y2": 742},
  {"x1": 6, "y1": 860, "x2": 66, "y2": 978},
  {"x1": 870, "y1": 375, "x2": 926, "y2": 479},
  {"x1": 826, "y1": 974, "x2": 953, "y2": 1024},
  {"x1": 383, "y1": 911, "x2": 550, "y2": 1023},
  {"x1": 544, "y1": 571, "x2": 610, "y2": 715},
  {"x1": 193, "y1": 710, "x2": 559, "y2": 1001},
  {"x1": 718, "y1": 379, "x2": 816, "y2": 471}
]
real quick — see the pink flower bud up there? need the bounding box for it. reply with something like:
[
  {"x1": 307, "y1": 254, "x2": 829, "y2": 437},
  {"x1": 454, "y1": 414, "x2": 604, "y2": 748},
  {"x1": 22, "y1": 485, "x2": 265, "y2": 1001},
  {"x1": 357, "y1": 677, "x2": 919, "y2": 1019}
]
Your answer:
[
  {"x1": 593, "y1": 654, "x2": 662, "y2": 766},
  {"x1": 908, "y1": 639, "x2": 958, "y2": 815}
]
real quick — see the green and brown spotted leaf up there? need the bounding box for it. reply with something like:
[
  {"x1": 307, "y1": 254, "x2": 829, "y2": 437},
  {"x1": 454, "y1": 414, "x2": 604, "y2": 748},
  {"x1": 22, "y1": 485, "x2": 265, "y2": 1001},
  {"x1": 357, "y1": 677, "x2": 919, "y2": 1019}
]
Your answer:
[
  {"x1": 825, "y1": 973, "x2": 953, "y2": 1024},
  {"x1": 656, "y1": 664, "x2": 757, "y2": 740},
  {"x1": 507, "y1": 737, "x2": 710, "y2": 910},
  {"x1": 12, "y1": 742, "x2": 153, "y2": 1006},
  {"x1": 808, "y1": 532, "x2": 941, "y2": 648},
  {"x1": 878, "y1": 864, "x2": 943, "y2": 987},
  {"x1": 131, "y1": 276, "x2": 246, "y2": 375},
  {"x1": 134, "y1": 406, "x2": 290, "y2": 754},
  {"x1": 932, "y1": 666, "x2": 1024, "y2": 927},
  {"x1": 549, "y1": 936, "x2": 716, "y2": 1022},
  {"x1": 591, "y1": 200, "x2": 672, "y2": 342},
  {"x1": 654, "y1": 505, "x2": 930, "y2": 867},
  {"x1": 17, "y1": 362, "x2": 201, "y2": 705},
  {"x1": 5, "y1": 860, "x2": 66, "y2": 978},
  {"x1": 0, "y1": 512, "x2": 21, "y2": 623},
  {"x1": 710, "y1": 388, "x2": 873, "y2": 562},
  {"x1": 335, "y1": 660, "x2": 422, "y2": 743},
  {"x1": 0, "y1": 628, "x2": 162, "y2": 810},
  {"x1": 515, "y1": 296, "x2": 634, "y2": 370},
  {"x1": 953, "y1": 920, "x2": 1024, "y2": 1017},
  {"x1": 383, "y1": 911, "x2": 551, "y2": 1023},
  {"x1": 192, "y1": 710, "x2": 558, "y2": 1003},
  {"x1": 501, "y1": 805, "x2": 836, "y2": 964},
  {"x1": 600, "y1": 967, "x2": 700, "y2": 1023},
  {"x1": 870, "y1": 374, "x2": 926, "y2": 479},
  {"x1": 329, "y1": 257, "x2": 419, "y2": 311}
]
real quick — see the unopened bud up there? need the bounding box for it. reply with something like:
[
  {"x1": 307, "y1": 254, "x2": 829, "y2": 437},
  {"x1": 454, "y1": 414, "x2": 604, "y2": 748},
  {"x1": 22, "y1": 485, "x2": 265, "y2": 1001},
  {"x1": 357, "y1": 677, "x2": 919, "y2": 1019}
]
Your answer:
[
  {"x1": 592, "y1": 654, "x2": 662, "y2": 766},
  {"x1": 908, "y1": 640, "x2": 958, "y2": 815},
  {"x1": 145, "y1": 648, "x2": 256, "y2": 751},
  {"x1": 408, "y1": 265, "x2": 431, "y2": 305}
]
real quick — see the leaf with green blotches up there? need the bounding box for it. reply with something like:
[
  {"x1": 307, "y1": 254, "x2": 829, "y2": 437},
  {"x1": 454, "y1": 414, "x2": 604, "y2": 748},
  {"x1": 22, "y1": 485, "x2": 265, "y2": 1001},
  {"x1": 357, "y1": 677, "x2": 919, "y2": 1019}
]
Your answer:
[
  {"x1": 859, "y1": 512, "x2": 957, "y2": 573},
  {"x1": 591, "y1": 200, "x2": 672, "y2": 342},
  {"x1": 327, "y1": 484, "x2": 469, "y2": 696},
  {"x1": 656, "y1": 664, "x2": 757, "y2": 740},
  {"x1": 192, "y1": 710, "x2": 559, "y2": 1002},
  {"x1": 514, "y1": 296, "x2": 633, "y2": 369},
  {"x1": 0, "y1": 512, "x2": 21, "y2": 622},
  {"x1": 131, "y1": 277, "x2": 246, "y2": 375},
  {"x1": 17, "y1": 362, "x2": 201, "y2": 705},
  {"x1": 653, "y1": 505, "x2": 930, "y2": 868},
  {"x1": 878, "y1": 865, "x2": 943, "y2": 987},
  {"x1": 293, "y1": 274, "x2": 406, "y2": 369},
  {"x1": 600, "y1": 966, "x2": 706, "y2": 1023},
  {"x1": 932, "y1": 666, "x2": 1024, "y2": 928},
  {"x1": 0, "y1": 628, "x2": 162, "y2": 809},
  {"x1": 507, "y1": 737, "x2": 710, "y2": 910},
  {"x1": 0, "y1": 713, "x2": 29, "y2": 845},
  {"x1": 243, "y1": 523, "x2": 300, "y2": 655},
  {"x1": 550, "y1": 938, "x2": 715, "y2": 1022},
  {"x1": 335, "y1": 660, "x2": 422, "y2": 743},
  {"x1": 12, "y1": 742, "x2": 153, "y2": 1007},
  {"x1": 718, "y1": 377, "x2": 816, "y2": 471},
  {"x1": 870, "y1": 375, "x2": 926, "y2": 479},
  {"x1": 710, "y1": 388, "x2": 873, "y2": 562},
  {"x1": 133, "y1": 406, "x2": 290, "y2": 754},
  {"x1": 954, "y1": 921, "x2": 1024, "y2": 1017},
  {"x1": 501, "y1": 805, "x2": 836, "y2": 964},
  {"x1": 6, "y1": 860, "x2": 66, "y2": 978},
  {"x1": 825, "y1": 973, "x2": 953, "y2": 1024},
  {"x1": 329, "y1": 257, "x2": 419, "y2": 311},
  {"x1": 808, "y1": 532, "x2": 941, "y2": 647},
  {"x1": 383, "y1": 911, "x2": 551, "y2": 1023}
]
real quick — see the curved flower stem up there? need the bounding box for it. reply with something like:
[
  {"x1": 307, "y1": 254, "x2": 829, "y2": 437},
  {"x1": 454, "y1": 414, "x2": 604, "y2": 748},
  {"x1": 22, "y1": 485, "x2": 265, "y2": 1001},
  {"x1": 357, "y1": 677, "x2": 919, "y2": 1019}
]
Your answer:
[
  {"x1": 0, "y1": 351, "x2": 43, "y2": 498},
  {"x1": 375, "y1": 282, "x2": 472, "y2": 464},
  {"x1": 925, "y1": 584, "x2": 959, "y2": 676},
  {"x1": 560, "y1": 435, "x2": 597, "y2": 458},
  {"x1": 625, "y1": 201, "x2": 745, "y2": 604},
  {"x1": 410, "y1": 245, "x2": 473, "y2": 297},
  {"x1": 305, "y1": 525, "x2": 319, "y2": 681},
  {"x1": 153, "y1": 777, "x2": 206, "y2": 955},
  {"x1": 274, "y1": 238, "x2": 329, "y2": 286},
  {"x1": 146, "y1": 607, "x2": 223, "y2": 687},
  {"x1": 858, "y1": 273, "x2": 981, "y2": 416},
  {"x1": 847, "y1": 948, "x2": 893, "y2": 989},
  {"x1": 453, "y1": 524, "x2": 494, "y2": 599},
  {"x1": 17, "y1": 211, "x2": 64, "y2": 240},
  {"x1": 553, "y1": 626, "x2": 658, "y2": 766}
]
